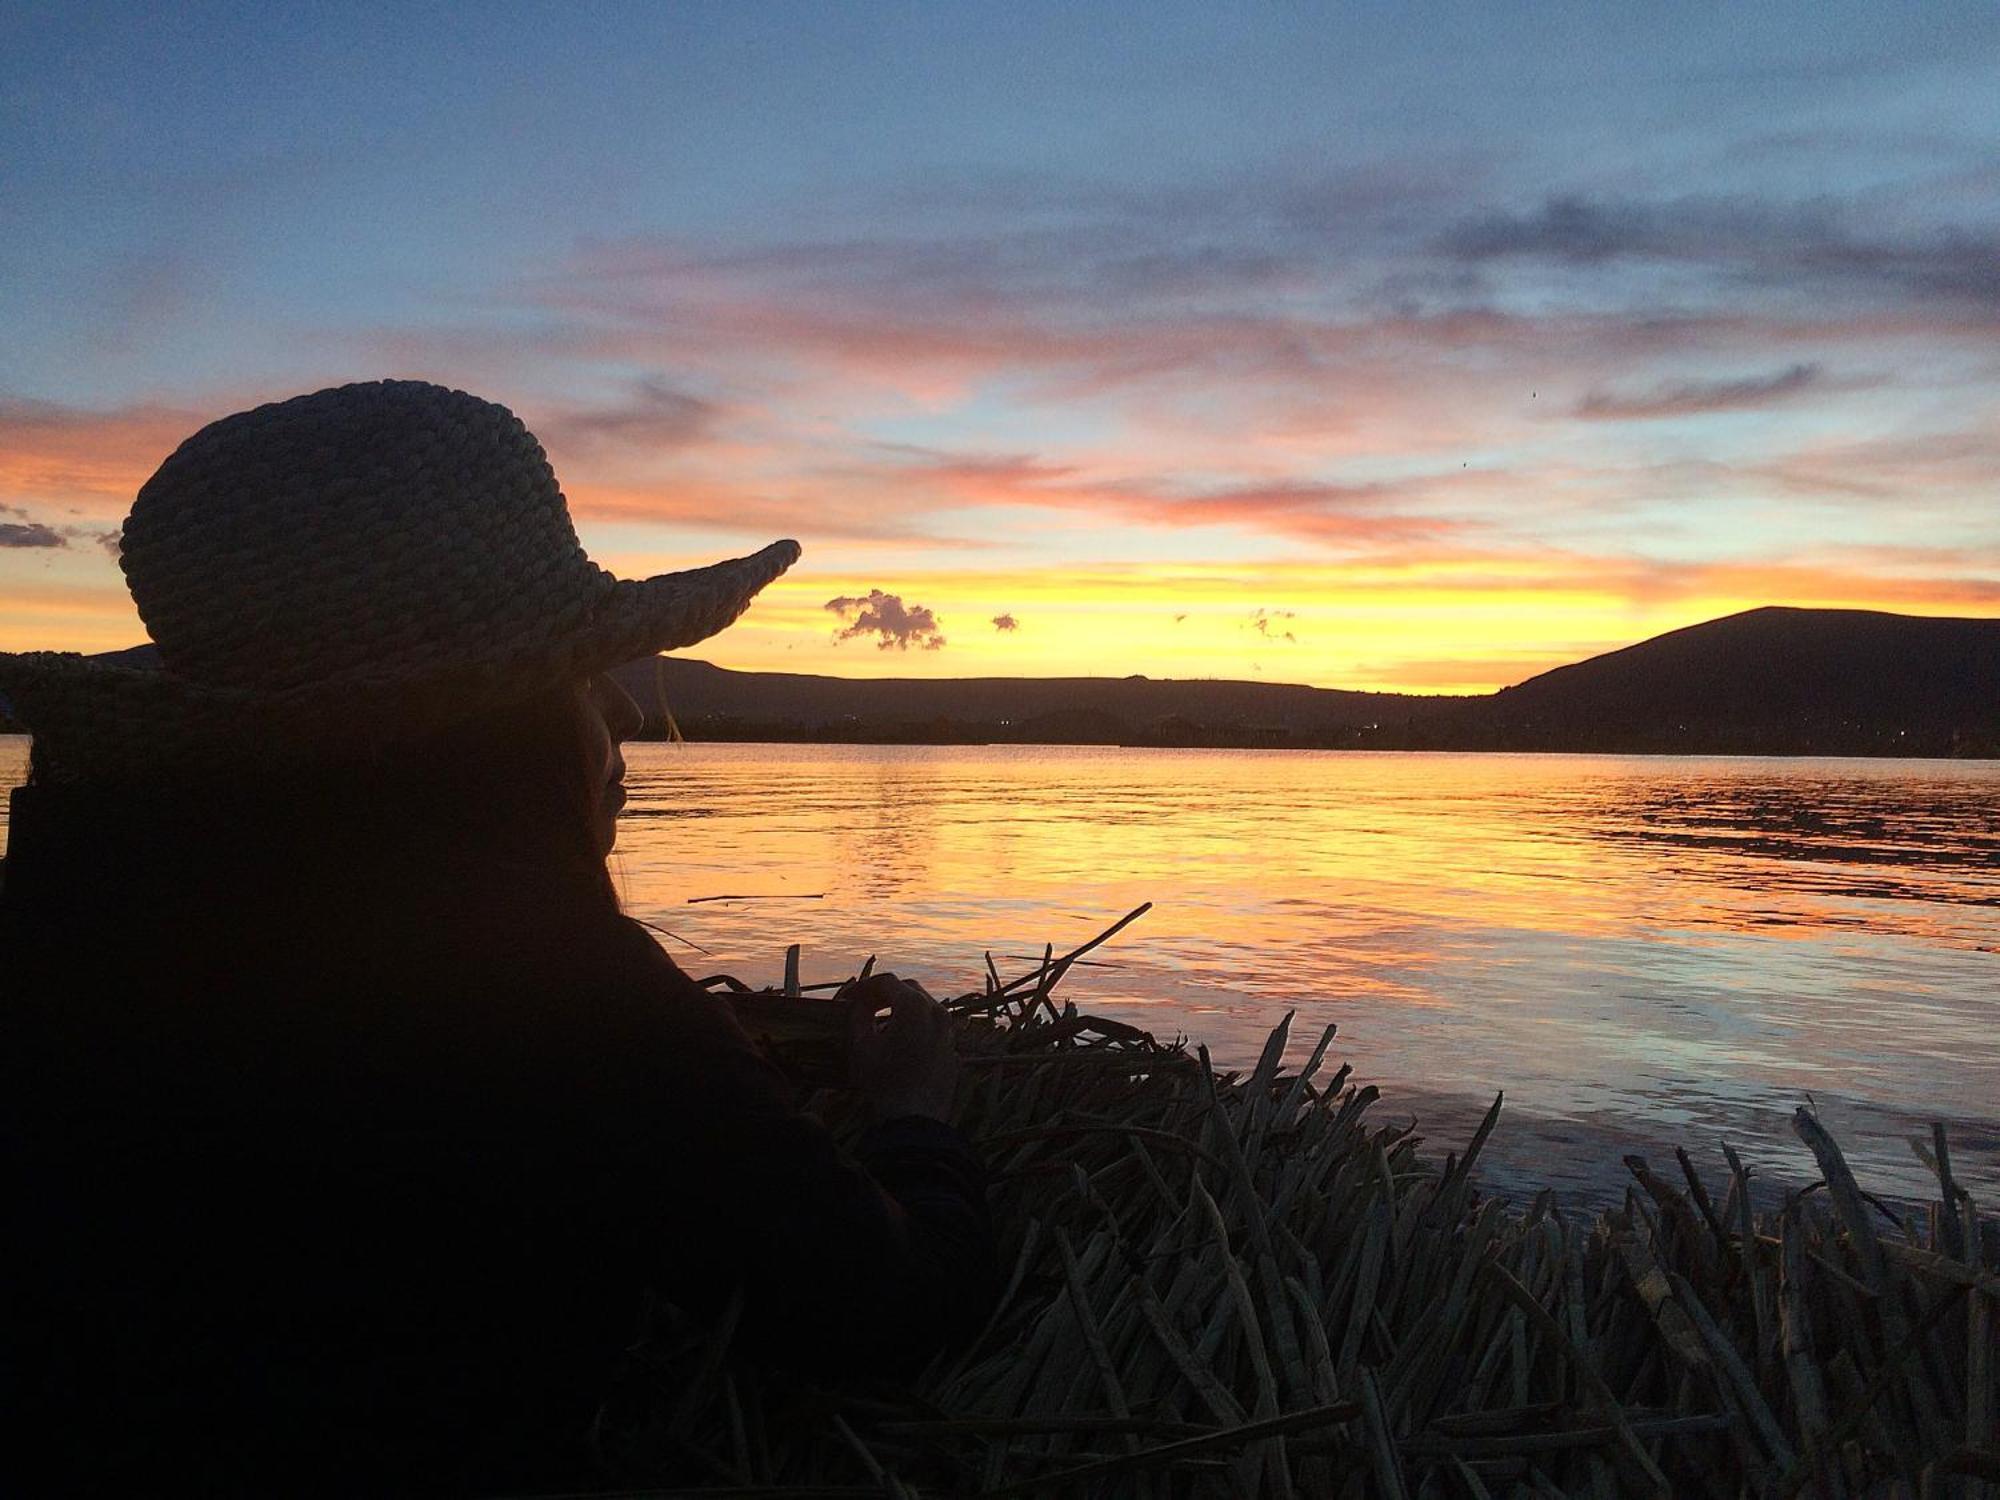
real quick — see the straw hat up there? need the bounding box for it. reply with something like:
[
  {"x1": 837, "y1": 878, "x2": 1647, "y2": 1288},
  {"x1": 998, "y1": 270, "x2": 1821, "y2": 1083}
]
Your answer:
[{"x1": 0, "y1": 380, "x2": 799, "y2": 782}]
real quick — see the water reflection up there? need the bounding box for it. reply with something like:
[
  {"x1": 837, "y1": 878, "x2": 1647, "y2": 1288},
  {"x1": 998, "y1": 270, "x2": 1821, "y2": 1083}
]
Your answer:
[
  {"x1": 1586, "y1": 773, "x2": 1999, "y2": 915},
  {"x1": 602, "y1": 745, "x2": 2000, "y2": 1204},
  {"x1": 4, "y1": 736, "x2": 1995, "y2": 1203}
]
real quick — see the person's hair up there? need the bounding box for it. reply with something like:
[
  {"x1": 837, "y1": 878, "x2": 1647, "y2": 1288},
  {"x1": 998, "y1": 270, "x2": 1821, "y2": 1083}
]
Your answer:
[
  {"x1": 354, "y1": 678, "x2": 618, "y2": 885},
  {"x1": 8, "y1": 679, "x2": 622, "y2": 921}
]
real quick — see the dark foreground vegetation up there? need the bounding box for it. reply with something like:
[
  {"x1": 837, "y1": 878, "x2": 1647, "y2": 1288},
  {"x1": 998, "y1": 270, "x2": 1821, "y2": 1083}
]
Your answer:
[{"x1": 605, "y1": 916, "x2": 2000, "y2": 1497}]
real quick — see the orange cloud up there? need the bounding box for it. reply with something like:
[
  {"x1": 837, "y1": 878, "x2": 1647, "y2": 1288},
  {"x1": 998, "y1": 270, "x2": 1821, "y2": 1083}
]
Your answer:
[
  {"x1": 821, "y1": 446, "x2": 1473, "y2": 550},
  {"x1": 0, "y1": 397, "x2": 204, "y2": 519}
]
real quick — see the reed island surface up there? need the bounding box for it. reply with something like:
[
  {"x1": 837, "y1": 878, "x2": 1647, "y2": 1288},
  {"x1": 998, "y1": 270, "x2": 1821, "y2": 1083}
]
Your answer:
[{"x1": 622, "y1": 912, "x2": 1999, "y2": 1499}]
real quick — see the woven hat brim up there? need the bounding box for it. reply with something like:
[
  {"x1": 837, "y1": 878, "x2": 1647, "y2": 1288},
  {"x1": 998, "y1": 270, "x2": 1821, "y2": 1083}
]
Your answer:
[
  {"x1": 0, "y1": 538, "x2": 801, "y2": 781},
  {"x1": 570, "y1": 538, "x2": 802, "y2": 674}
]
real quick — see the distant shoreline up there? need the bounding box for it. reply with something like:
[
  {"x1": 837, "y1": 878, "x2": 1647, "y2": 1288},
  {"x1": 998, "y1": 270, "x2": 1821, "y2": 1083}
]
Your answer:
[
  {"x1": 1, "y1": 726, "x2": 1994, "y2": 763},
  {"x1": 626, "y1": 724, "x2": 2000, "y2": 761}
]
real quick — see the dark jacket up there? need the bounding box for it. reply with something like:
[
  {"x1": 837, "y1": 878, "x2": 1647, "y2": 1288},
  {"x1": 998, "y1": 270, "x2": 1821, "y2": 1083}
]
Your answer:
[{"x1": 1, "y1": 784, "x2": 995, "y2": 1494}]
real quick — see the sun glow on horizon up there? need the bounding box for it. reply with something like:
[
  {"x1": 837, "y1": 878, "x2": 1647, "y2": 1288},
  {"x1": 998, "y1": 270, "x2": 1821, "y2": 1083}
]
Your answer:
[{"x1": 5, "y1": 541, "x2": 1996, "y2": 697}]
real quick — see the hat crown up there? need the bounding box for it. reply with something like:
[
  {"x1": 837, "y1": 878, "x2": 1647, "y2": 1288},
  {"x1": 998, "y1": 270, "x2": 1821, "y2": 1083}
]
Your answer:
[
  {"x1": 121, "y1": 381, "x2": 609, "y2": 693},
  {"x1": 2, "y1": 378, "x2": 798, "y2": 784}
]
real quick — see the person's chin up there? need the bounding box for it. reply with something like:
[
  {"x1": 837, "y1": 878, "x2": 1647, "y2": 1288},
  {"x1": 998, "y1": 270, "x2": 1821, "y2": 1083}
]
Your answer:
[{"x1": 602, "y1": 787, "x2": 628, "y2": 853}]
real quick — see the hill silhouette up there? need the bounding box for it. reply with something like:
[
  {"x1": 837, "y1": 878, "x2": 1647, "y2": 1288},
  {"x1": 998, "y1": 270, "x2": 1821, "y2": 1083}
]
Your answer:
[
  {"x1": 606, "y1": 657, "x2": 1449, "y2": 747},
  {"x1": 608, "y1": 607, "x2": 1999, "y2": 756},
  {"x1": 14, "y1": 607, "x2": 1998, "y2": 757},
  {"x1": 1408, "y1": 607, "x2": 2000, "y2": 757}
]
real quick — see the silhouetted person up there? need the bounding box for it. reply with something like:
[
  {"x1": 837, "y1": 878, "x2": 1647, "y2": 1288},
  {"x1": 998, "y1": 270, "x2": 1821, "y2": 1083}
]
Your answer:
[{"x1": 0, "y1": 382, "x2": 996, "y2": 1494}]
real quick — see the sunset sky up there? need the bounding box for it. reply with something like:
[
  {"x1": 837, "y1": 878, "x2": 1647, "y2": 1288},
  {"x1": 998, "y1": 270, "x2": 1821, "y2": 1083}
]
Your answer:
[{"x1": 3, "y1": 3, "x2": 1997, "y2": 692}]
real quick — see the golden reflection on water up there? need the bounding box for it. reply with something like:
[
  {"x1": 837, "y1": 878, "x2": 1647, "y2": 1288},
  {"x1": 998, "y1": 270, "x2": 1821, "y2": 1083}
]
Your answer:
[
  {"x1": 607, "y1": 745, "x2": 2000, "y2": 1202},
  {"x1": 4, "y1": 737, "x2": 1995, "y2": 1202}
]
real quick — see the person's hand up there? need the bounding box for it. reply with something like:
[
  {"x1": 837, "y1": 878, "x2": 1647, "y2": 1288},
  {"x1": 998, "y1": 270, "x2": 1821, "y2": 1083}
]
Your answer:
[{"x1": 844, "y1": 973, "x2": 960, "y2": 1122}]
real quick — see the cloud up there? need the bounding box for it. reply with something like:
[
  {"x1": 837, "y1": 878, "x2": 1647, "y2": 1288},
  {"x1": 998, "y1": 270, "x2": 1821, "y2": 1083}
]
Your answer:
[
  {"x1": 508, "y1": 176, "x2": 2000, "y2": 425},
  {"x1": 991, "y1": 613, "x2": 1019, "y2": 632},
  {"x1": 1153, "y1": 481, "x2": 1456, "y2": 544},
  {"x1": 0, "y1": 514, "x2": 124, "y2": 553},
  {"x1": 328, "y1": 168, "x2": 2000, "y2": 576},
  {"x1": 358, "y1": 168, "x2": 2000, "y2": 513},
  {"x1": 1249, "y1": 607, "x2": 1298, "y2": 643},
  {"x1": 536, "y1": 377, "x2": 722, "y2": 455},
  {"x1": 825, "y1": 589, "x2": 947, "y2": 650},
  {"x1": 0, "y1": 521, "x2": 65, "y2": 548},
  {"x1": 565, "y1": 476, "x2": 983, "y2": 546},
  {"x1": 1444, "y1": 194, "x2": 1686, "y2": 265},
  {"x1": 1745, "y1": 426, "x2": 2000, "y2": 506},
  {"x1": 0, "y1": 491, "x2": 124, "y2": 552},
  {"x1": 0, "y1": 395, "x2": 207, "y2": 517},
  {"x1": 55, "y1": 165, "x2": 1981, "y2": 658},
  {"x1": 1442, "y1": 194, "x2": 2000, "y2": 315},
  {"x1": 1576, "y1": 363, "x2": 1835, "y2": 419},
  {"x1": 869, "y1": 443, "x2": 1466, "y2": 549}
]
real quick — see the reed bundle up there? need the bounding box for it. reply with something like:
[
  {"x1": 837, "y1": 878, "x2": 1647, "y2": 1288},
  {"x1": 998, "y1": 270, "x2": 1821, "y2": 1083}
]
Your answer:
[{"x1": 608, "y1": 908, "x2": 1998, "y2": 1498}]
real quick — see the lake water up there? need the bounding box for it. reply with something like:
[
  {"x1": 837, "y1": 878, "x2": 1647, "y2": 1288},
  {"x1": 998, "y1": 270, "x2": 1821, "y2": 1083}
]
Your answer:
[{"x1": 5, "y1": 735, "x2": 1996, "y2": 1204}]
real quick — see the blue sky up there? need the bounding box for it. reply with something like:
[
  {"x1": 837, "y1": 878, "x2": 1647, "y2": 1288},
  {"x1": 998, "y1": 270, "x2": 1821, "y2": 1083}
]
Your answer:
[{"x1": 4, "y1": 2, "x2": 1998, "y2": 687}]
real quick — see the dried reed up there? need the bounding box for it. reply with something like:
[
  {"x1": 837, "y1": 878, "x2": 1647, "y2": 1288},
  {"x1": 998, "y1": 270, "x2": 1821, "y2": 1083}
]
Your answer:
[{"x1": 607, "y1": 907, "x2": 1999, "y2": 1498}]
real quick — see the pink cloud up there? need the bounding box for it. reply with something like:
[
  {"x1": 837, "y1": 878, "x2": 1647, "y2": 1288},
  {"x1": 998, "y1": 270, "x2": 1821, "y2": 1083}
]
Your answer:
[
  {"x1": 0, "y1": 397, "x2": 207, "y2": 518},
  {"x1": 500, "y1": 229, "x2": 1979, "y2": 422},
  {"x1": 565, "y1": 476, "x2": 983, "y2": 546},
  {"x1": 825, "y1": 588, "x2": 947, "y2": 650},
  {"x1": 859, "y1": 444, "x2": 1471, "y2": 549},
  {"x1": 1747, "y1": 426, "x2": 2000, "y2": 505}
]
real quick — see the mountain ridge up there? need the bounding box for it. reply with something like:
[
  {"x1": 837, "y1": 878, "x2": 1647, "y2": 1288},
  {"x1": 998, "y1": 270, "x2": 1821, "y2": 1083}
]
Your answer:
[{"x1": 608, "y1": 606, "x2": 2000, "y2": 757}]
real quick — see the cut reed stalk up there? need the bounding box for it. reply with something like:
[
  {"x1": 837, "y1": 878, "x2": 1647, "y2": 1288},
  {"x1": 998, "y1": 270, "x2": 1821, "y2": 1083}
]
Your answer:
[{"x1": 619, "y1": 913, "x2": 2000, "y2": 1498}]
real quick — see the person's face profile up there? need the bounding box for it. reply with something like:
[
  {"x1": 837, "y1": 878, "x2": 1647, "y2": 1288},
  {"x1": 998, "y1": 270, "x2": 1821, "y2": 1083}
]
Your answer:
[{"x1": 585, "y1": 675, "x2": 643, "y2": 856}]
